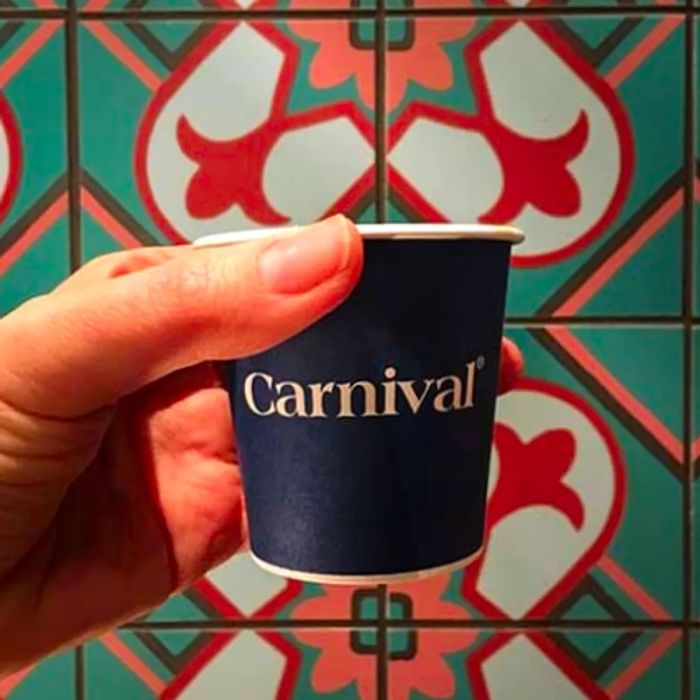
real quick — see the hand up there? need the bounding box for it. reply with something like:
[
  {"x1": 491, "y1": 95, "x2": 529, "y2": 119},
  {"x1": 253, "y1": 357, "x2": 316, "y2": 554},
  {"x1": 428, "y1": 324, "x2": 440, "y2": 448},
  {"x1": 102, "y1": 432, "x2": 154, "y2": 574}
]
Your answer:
[{"x1": 0, "y1": 215, "x2": 523, "y2": 674}]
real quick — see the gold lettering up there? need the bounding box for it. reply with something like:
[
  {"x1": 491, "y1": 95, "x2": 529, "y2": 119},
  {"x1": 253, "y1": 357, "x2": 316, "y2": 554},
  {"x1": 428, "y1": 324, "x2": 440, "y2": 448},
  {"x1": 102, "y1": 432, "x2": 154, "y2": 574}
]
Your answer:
[
  {"x1": 463, "y1": 361, "x2": 477, "y2": 408},
  {"x1": 434, "y1": 375, "x2": 462, "y2": 413},
  {"x1": 243, "y1": 372, "x2": 275, "y2": 416},
  {"x1": 309, "y1": 382, "x2": 335, "y2": 418},
  {"x1": 275, "y1": 381, "x2": 308, "y2": 418},
  {"x1": 381, "y1": 366, "x2": 398, "y2": 416},
  {"x1": 338, "y1": 381, "x2": 378, "y2": 418},
  {"x1": 398, "y1": 379, "x2": 435, "y2": 414}
]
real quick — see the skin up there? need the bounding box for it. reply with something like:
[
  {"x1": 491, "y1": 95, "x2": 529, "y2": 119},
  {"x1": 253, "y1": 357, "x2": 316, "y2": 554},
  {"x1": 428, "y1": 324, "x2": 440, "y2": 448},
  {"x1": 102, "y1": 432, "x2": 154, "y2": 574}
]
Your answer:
[{"x1": 0, "y1": 216, "x2": 524, "y2": 675}]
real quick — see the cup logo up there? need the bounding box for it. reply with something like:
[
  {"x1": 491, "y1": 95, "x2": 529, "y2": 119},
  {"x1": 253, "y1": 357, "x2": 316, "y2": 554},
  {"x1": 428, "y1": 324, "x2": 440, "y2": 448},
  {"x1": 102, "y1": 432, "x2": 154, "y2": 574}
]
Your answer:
[{"x1": 242, "y1": 359, "x2": 485, "y2": 419}]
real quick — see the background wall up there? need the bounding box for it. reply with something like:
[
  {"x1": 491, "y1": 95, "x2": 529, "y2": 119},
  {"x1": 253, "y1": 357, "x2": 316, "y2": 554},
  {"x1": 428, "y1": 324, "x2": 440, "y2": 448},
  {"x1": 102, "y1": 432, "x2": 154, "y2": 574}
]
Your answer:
[{"x1": 0, "y1": 0, "x2": 693, "y2": 698}]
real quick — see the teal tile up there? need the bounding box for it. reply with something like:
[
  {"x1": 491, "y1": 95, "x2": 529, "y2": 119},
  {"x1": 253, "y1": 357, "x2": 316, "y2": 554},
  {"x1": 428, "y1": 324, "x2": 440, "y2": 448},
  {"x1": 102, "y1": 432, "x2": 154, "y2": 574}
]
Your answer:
[
  {"x1": 0, "y1": 197, "x2": 69, "y2": 316},
  {"x1": 80, "y1": 0, "x2": 374, "y2": 9},
  {"x1": 139, "y1": 552, "x2": 382, "y2": 622},
  {"x1": 386, "y1": 16, "x2": 684, "y2": 317},
  {"x1": 378, "y1": 327, "x2": 683, "y2": 621},
  {"x1": 389, "y1": 0, "x2": 676, "y2": 6},
  {"x1": 79, "y1": 18, "x2": 376, "y2": 251},
  {"x1": 386, "y1": 629, "x2": 681, "y2": 699},
  {"x1": 0, "y1": 0, "x2": 65, "y2": 9},
  {"x1": 0, "y1": 22, "x2": 66, "y2": 242},
  {"x1": 693, "y1": 328, "x2": 700, "y2": 617},
  {"x1": 2, "y1": 652, "x2": 75, "y2": 700},
  {"x1": 694, "y1": 22, "x2": 700, "y2": 315},
  {"x1": 692, "y1": 634, "x2": 700, "y2": 700},
  {"x1": 0, "y1": 22, "x2": 68, "y2": 313},
  {"x1": 85, "y1": 629, "x2": 378, "y2": 698}
]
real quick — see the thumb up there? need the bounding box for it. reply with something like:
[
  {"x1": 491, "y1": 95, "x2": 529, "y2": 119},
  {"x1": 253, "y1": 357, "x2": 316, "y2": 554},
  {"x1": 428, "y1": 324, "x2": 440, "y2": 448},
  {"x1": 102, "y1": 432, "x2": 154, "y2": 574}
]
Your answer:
[{"x1": 0, "y1": 215, "x2": 363, "y2": 418}]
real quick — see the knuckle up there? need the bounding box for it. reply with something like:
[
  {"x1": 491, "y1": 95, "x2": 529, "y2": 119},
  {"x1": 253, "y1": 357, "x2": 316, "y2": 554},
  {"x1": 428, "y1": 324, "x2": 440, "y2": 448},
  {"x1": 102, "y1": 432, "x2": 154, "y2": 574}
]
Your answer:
[
  {"x1": 148, "y1": 256, "x2": 219, "y2": 324},
  {"x1": 75, "y1": 251, "x2": 133, "y2": 279}
]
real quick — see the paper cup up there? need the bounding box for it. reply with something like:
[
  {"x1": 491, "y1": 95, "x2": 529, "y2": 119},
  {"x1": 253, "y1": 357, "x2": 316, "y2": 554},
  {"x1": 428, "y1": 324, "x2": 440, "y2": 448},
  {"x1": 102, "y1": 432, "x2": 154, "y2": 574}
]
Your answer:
[{"x1": 195, "y1": 223, "x2": 523, "y2": 584}]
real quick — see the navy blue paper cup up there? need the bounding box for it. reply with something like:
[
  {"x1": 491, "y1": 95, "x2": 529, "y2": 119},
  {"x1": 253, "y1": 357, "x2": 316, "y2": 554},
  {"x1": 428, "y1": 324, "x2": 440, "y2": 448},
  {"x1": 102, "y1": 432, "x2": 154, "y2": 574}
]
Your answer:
[{"x1": 195, "y1": 223, "x2": 523, "y2": 584}]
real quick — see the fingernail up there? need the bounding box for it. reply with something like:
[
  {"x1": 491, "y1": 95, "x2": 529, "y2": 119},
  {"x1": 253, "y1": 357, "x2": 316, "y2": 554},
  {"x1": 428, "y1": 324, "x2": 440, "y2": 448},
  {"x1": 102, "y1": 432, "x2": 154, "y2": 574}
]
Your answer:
[{"x1": 259, "y1": 215, "x2": 352, "y2": 294}]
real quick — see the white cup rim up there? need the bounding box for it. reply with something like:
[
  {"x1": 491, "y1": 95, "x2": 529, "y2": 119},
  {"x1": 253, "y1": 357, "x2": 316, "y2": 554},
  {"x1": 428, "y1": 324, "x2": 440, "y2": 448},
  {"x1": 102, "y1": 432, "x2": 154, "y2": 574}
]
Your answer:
[{"x1": 193, "y1": 223, "x2": 524, "y2": 247}]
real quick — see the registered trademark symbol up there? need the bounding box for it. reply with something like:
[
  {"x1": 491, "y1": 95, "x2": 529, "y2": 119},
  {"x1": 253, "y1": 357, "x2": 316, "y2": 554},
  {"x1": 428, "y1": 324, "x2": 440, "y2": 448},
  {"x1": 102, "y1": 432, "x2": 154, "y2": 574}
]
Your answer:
[{"x1": 477, "y1": 356, "x2": 486, "y2": 370}]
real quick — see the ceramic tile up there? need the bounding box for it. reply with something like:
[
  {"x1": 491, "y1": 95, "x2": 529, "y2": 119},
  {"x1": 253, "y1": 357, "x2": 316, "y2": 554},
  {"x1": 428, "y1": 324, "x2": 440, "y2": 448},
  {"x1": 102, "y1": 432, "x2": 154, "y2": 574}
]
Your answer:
[
  {"x1": 693, "y1": 633, "x2": 700, "y2": 700},
  {"x1": 80, "y1": 0, "x2": 376, "y2": 10},
  {"x1": 0, "y1": 189, "x2": 69, "y2": 314},
  {"x1": 0, "y1": 652, "x2": 75, "y2": 700},
  {"x1": 386, "y1": 0, "x2": 678, "y2": 7},
  {"x1": 80, "y1": 18, "x2": 379, "y2": 617},
  {"x1": 694, "y1": 21, "x2": 700, "y2": 317},
  {"x1": 85, "y1": 629, "x2": 378, "y2": 698},
  {"x1": 387, "y1": 628, "x2": 682, "y2": 699},
  {"x1": 78, "y1": 16, "x2": 377, "y2": 625},
  {"x1": 0, "y1": 1, "x2": 65, "y2": 9},
  {"x1": 78, "y1": 17, "x2": 376, "y2": 254},
  {"x1": 0, "y1": 20, "x2": 67, "y2": 309},
  {"x1": 133, "y1": 552, "x2": 383, "y2": 622},
  {"x1": 386, "y1": 326, "x2": 683, "y2": 621},
  {"x1": 693, "y1": 328, "x2": 700, "y2": 617},
  {"x1": 386, "y1": 16, "x2": 685, "y2": 317}
]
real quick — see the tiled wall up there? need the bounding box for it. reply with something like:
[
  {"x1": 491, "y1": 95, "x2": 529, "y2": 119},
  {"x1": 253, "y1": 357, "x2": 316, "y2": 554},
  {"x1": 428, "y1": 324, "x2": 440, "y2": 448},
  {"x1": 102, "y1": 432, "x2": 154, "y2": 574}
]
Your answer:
[{"x1": 0, "y1": 0, "x2": 694, "y2": 698}]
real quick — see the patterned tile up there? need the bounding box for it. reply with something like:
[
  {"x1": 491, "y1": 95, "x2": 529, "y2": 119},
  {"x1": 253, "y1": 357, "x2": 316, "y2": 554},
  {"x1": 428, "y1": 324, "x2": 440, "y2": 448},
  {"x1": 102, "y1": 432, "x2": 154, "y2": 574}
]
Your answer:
[
  {"x1": 384, "y1": 326, "x2": 683, "y2": 621},
  {"x1": 693, "y1": 633, "x2": 700, "y2": 700},
  {"x1": 695, "y1": 20, "x2": 700, "y2": 317},
  {"x1": 0, "y1": 652, "x2": 75, "y2": 699},
  {"x1": 78, "y1": 16, "x2": 380, "y2": 622},
  {"x1": 0, "y1": 20, "x2": 68, "y2": 312},
  {"x1": 135, "y1": 552, "x2": 383, "y2": 622},
  {"x1": 0, "y1": 181, "x2": 69, "y2": 315},
  {"x1": 78, "y1": 17, "x2": 376, "y2": 251},
  {"x1": 694, "y1": 328, "x2": 700, "y2": 617},
  {"x1": 80, "y1": 0, "x2": 376, "y2": 11},
  {"x1": 386, "y1": 628, "x2": 681, "y2": 699},
  {"x1": 85, "y1": 629, "x2": 378, "y2": 698},
  {"x1": 386, "y1": 16, "x2": 685, "y2": 317},
  {"x1": 386, "y1": 0, "x2": 678, "y2": 7},
  {"x1": 0, "y1": 1, "x2": 65, "y2": 9}
]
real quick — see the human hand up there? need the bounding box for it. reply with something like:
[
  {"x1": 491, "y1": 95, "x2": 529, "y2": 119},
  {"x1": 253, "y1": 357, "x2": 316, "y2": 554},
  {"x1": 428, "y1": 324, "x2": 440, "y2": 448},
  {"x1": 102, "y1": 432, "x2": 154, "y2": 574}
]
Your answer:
[{"x1": 0, "y1": 215, "x2": 523, "y2": 674}]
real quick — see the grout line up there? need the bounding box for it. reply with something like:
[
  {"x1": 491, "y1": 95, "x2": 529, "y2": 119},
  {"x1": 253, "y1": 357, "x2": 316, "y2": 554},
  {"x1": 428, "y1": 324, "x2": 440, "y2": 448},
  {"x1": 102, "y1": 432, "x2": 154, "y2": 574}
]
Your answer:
[
  {"x1": 78, "y1": 8, "x2": 378, "y2": 20},
  {"x1": 121, "y1": 618, "x2": 689, "y2": 631},
  {"x1": 506, "y1": 316, "x2": 685, "y2": 326},
  {"x1": 75, "y1": 645, "x2": 85, "y2": 700},
  {"x1": 384, "y1": 5, "x2": 684, "y2": 15},
  {"x1": 0, "y1": 8, "x2": 65, "y2": 18},
  {"x1": 65, "y1": 0, "x2": 81, "y2": 271},
  {"x1": 683, "y1": 7, "x2": 696, "y2": 700},
  {"x1": 0, "y1": 5, "x2": 698, "y2": 20},
  {"x1": 374, "y1": 0, "x2": 387, "y2": 223},
  {"x1": 70, "y1": 6, "x2": 699, "y2": 20},
  {"x1": 123, "y1": 619, "x2": 383, "y2": 630},
  {"x1": 0, "y1": 5, "x2": 700, "y2": 22}
]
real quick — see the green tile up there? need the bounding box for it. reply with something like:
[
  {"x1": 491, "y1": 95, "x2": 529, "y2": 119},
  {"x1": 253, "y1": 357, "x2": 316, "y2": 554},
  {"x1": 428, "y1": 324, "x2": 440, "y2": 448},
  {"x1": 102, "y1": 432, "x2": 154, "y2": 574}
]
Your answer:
[
  {"x1": 85, "y1": 629, "x2": 376, "y2": 699},
  {"x1": 7, "y1": 652, "x2": 75, "y2": 700},
  {"x1": 79, "y1": 18, "x2": 376, "y2": 251},
  {"x1": 0, "y1": 212, "x2": 69, "y2": 316},
  {"x1": 378, "y1": 326, "x2": 683, "y2": 622},
  {"x1": 387, "y1": 629, "x2": 681, "y2": 699},
  {"x1": 0, "y1": 22, "x2": 66, "y2": 242},
  {"x1": 386, "y1": 16, "x2": 684, "y2": 317}
]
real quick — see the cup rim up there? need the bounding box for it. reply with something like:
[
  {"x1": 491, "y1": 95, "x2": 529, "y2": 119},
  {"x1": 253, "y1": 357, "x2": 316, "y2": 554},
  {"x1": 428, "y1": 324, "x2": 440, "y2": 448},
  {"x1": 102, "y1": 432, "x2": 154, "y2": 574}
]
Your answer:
[{"x1": 193, "y1": 223, "x2": 524, "y2": 247}]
